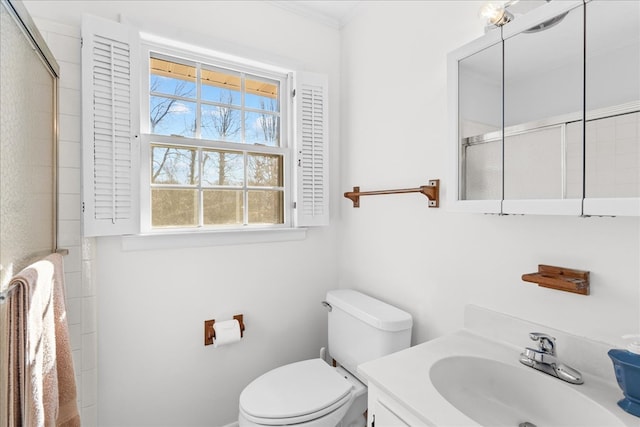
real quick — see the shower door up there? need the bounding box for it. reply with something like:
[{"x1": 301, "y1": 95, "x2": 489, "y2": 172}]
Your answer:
[
  {"x1": 0, "y1": 0, "x2": 59, "y2": 287},
  {"x1": 1, "y1": 2, "x2": 59, "y2": 423}
]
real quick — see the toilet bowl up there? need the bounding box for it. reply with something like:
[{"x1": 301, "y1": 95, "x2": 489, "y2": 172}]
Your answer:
[
  {"x1": 239, "y1": 359, "x2": 367, "y2": 427},
  {"x1": 238, "y1": 290, "x2": 412, "y2": 427}
]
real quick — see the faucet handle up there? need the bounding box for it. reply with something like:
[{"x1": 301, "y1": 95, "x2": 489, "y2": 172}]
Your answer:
[{"x1": 529, "y1": 332, "x2": 556, "y2": 355}]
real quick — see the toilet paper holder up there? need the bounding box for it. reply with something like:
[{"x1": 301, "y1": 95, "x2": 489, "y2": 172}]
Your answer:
[{"x1": 204, "y1": 314, "x2": 245, "y2": 346}]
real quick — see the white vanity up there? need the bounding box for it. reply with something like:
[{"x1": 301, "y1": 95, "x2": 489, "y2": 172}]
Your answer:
[{"x1": 358, "y1": 306, "x2": 639, "y2": 427}]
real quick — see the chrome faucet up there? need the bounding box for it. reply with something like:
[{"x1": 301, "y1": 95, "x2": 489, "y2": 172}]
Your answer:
[{"x1": 519, "y1": 332, "x2": 584, "y2": 385}]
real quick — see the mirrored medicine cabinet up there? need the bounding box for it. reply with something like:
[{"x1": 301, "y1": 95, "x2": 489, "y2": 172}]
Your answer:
[{"x1": 448, "y1": 0, "x2": 640, "y2": 216}]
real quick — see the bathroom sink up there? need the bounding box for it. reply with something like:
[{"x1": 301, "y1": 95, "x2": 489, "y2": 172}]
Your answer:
[{"x1": 429, "y1": 356, "x2": 626, "y2": 427}]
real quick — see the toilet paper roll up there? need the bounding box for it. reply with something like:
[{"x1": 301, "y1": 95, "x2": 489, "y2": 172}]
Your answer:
[{"x1": 213, "y1": 319, "x2": 242, "y2": 348}]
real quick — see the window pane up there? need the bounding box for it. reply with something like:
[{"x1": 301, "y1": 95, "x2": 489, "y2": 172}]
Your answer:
[
  {"x1": 201, "y1": 68, "x2": 241, "y2": 106},
  {"x1": 201, "y1": 104, "x2": 241, "y2": 142},
  {"x1": 203, "y1": 190, "x2": 243, "y2": 225},
  {"x1": 152, "y1": 189, "x2": 198, "y2": 227},
  {"x1": 202, "y1": 150, "x2": 244, "y2": 186},
  {"x1": 152, "y1": 146, "x2": 199, "y2": 185},
  {"x1": 248, "y1": 190, "x2": 284, "y2": 224},
  {"x1": 150, "y1": 96, "x2": 196, "y2": 137},
  {"x1": 147, "y1": 55, "x2": 290, "y2": 229},
  {"x1": 245, "y1": 76, "x2": 278, "y2": 111},
  {"x1": 248, "y1": 153, "x2": 282, "y2": 187},
  {"x1": 150, "y1": 57, "x2": 196, "y2": 99},
  {"x1": 245, "y1": 111, "x2": 279, "y2": 146}
]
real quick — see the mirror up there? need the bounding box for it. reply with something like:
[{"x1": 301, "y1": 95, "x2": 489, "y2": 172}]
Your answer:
[
  {"x1": 458, "y1": 42, "x2": 502, "y2": 202},
  {"x1": 503, "y1": 4, "x2": 583, "y2": 201},
  {"x1": 584, "y1": 0, "x2": 640, "y2": 203},
  {"x1": 450, "y1": 0, "x2": 639, "y2": 216}
]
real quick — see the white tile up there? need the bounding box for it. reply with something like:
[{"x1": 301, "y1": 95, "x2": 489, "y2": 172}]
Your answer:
[
  {"x1": 616, "y1": 167, "x2": 640, "y2": 185},
  {"x1": 616, "y1": 121, "x2": 638, "y2": 140},
  {"x1": 82, "y1": 296, "x2": 97, "y2": 334},
  {"x1": 33, "y1": 18, "x2": 79, "y2": 39},
  {"x1": 57, "y1": 219, "x2": 81, "y2": 247},
  {"x1": 596, "y1": 140, "x2": 614, "y2": 156},
  {"x1": 81, "y1": 369, "x2": 98, "y2": 406},
  {"x1": 59, "y1": 87, "x2": 81, "y2": 116},
  {"x1": 68, "y1": 323, "x2": 82, "y2": 351},
  {"x1": 596, "y1": 126, "x2": 615, "y2": 143},
  {"x1": 614, "y1": 183, "x2": 639, "y2": 197},
  {"x1": 615, "y1": 112, "x2": 639, "y2": 126},
  {"x1": 66, "y1": 296, "x2": 82, "y2": 325},
  {"x1": 64, "y1": 245, "x2": 82, "y2": 273},
  {"x1": 46, "y1": 32, "x2": 81, "y2": 64},
  {"x1": 72, "y1": 349, "x2": 82, "y2": 375},
  {"x1": 82, "y1": 333, "x2": 97, "y2": 371},
  {"x1": 59, "y1": 193, "x2": 81, "y2": 220},
  {"x1": 81, "y1": 404, "x2": 98, "y2": 426},
  {"x1": 59, "y1": 113, "x2": 81, "y2": 142},
  {"x1": 81, "y1": 238, "x2": 96, "y2": 261},
  {"x1": 82, "y1": 261, "x2": 96, "y2": 297},
  {"x1": 616, "y1": 139, "x2": 638, "y2": 155},
  {"x1": 74, "y1": 372, "x2": 82, "y2": 408},
  {"x1": 58, "y1": 60, "x2": 82, "y2": 90},
  {"x1": 617, "y1": 153, "x2": 639, "y2": 171},
  {"x1": 58, "y1": 167, "x2": 81, "y2": 195},
  {"x1": 64, "y1": 271, "x2": 82, "y2": 299},
  {"x1": 58, "y1": 140, "x2": 81, "y2": 168}
]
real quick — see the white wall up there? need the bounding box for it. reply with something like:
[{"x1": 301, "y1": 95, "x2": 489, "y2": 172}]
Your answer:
[
  {"x1": 96, "y1": 235, "x2": 336, "y2": 427},
  {"x1": 339, "y1": 1, "x2": 639, "y2": 348},
  {"x1": 23, "y1": 1, "x2": 341, "y2": 426}
]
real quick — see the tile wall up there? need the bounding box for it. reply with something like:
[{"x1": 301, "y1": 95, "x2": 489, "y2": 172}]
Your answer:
[{"x1": 35, "y1": 18, "x2": 99, "y2": 425}]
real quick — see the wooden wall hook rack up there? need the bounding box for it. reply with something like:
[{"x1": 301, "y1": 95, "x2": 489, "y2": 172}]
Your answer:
[
  {"x1": 204, "y1": 314, "x2": 246, "y2": 346},
  {"x1": 344, "y1": 179, "x2": 439, "y2": 208},
  {"x1": 522, "y1": 265, "x2": 590, "y2": 295}
]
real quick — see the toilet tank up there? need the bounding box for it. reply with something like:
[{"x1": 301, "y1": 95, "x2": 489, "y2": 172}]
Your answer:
[{"x1": 326, "y1": 289, "x2": 412, "y2": 377}]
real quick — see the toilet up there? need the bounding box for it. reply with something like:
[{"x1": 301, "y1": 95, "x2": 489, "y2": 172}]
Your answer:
[{"x1": 238, "y1": 289, "x2": 413, "y2": 427}]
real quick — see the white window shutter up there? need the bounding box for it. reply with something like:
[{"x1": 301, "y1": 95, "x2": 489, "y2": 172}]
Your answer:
[
  {"x1": 293, "y1": 72, "x2": 329, "y2": 227},
  {"x1": 81, "y1": 15, "x2": 139, "y2": 236}
]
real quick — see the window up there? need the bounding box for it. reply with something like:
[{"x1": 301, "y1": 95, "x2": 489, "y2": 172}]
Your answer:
[
  {"x1": 143, "y1": 54, "x2": 288, "y2": 230},
  {"x1": 81, "y1": 14, "x2": 329, "y2": 238}
]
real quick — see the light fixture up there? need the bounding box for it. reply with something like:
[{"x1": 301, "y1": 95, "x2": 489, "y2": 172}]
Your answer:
[
  {"x1": 480, "y1": 0, "x2": 567, "y2": 32},
  {"x1": 480, "y1": 1, "x2": 514, "y2": 28}
]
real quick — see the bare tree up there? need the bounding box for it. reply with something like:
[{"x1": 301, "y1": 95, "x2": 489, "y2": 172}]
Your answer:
[
  {"x1": 202, "y1": 151, "x2": 233, "y2": 186},
  {"x1": 258, "y1": 98, "x2": 279, "y2": 144},
  {"x1": 150, "y1": 76, "x2": 197, "y2": 185},
  {"x1": 152, "y1": 147, "x2": 197, "y2": 185},
  {"x1": 149, "y1": 78, "x2": 195, "y2": 133},
  {"x1": 201, "y1": 92, "x2": 242, "y2": 186},
  {"x1": 201, "y1": 92, "x2": 240, "y2": 141}
]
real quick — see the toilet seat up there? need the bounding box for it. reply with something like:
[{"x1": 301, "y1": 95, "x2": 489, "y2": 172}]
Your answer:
[{"x1": 239, "y1": 359, "x2": 354, "y2": 425}]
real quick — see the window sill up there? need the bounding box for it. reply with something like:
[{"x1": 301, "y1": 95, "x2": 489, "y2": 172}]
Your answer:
[{"x1": 121, "y1": 227, "x2": 307, "y2": 251}]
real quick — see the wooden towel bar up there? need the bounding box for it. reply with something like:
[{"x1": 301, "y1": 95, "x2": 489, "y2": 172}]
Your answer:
[{"x1": 344, "y1": 180, "x2": 439, "y2": 208}]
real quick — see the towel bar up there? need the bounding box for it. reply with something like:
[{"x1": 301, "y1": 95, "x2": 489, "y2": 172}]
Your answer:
[
  {"x1": 0, "y1": 249, "x2": 70, "y2": 303},
  {"x1": 0, "y1": 283, "x2": 18, "y2": 303},
  {"x1": 344, "y1": 180, "x2": 440, "y2": 208}
]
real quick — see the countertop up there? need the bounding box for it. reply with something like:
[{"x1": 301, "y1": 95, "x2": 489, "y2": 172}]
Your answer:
[{"x1": 358, "y1": 329, "x2": 640, "y2": 427}]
